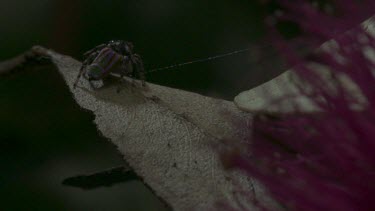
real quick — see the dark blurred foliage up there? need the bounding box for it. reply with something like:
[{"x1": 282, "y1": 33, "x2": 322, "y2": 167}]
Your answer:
[{"x1": 0, "y1": 0, "x2": 292, "y2": 210}]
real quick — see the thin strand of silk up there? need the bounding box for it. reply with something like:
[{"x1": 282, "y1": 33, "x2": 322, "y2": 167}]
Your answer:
[{"x1": 146, "y1": 47, "x2": 253, "y2": 74}]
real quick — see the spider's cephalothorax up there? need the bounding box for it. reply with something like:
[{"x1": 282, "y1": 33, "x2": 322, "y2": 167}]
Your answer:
[{"x1": 74, "y1": 40, "x2": 146, "y2": 90}]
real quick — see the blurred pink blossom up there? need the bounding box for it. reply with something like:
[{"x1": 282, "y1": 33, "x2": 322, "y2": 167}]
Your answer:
[{"x1": 226, "y1": 1, "x2": 375, "y2": 210}]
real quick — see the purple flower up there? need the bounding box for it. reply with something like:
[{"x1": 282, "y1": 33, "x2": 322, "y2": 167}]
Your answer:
[{"x1": 226, "y1": 1, "x2": 375, "y2": 210}]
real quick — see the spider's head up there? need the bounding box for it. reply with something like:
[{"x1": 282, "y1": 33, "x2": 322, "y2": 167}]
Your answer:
[{"x1": 108, "y1": 40, "x2": 134, "y2": 56}]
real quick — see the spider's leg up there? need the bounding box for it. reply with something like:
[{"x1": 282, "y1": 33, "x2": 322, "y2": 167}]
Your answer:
[
  {"x1": 83, "y1": 44, "x2": 107, "y2": 58},
  {"x1": 73, "y1": 53, "x2": 98, "y2": 89},
  {"x1": 73, "y1": 65, "x2": 86, "y2": 89},
  {"x1": 116, "y1": 56, "x2": 131, "y2": 93},
  {"x1": 125, "y1": 56, "x2": 139, "y2": 90},
  {"x1": 131, "y1": 54, "x2": 146, "y2": 87}
]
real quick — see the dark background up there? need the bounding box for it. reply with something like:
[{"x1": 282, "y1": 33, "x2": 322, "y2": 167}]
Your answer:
[{"x1": 0, "y1": 0, "x2": 286, "y2": 210}]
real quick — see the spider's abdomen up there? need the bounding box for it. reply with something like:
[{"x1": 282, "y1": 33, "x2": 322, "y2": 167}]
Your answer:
[{"x1": 86, "y1": 47, "x2": 123, "y2": 80}]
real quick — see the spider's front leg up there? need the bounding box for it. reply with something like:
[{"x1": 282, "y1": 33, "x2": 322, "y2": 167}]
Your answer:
[
  {"x1": 74, "y1": 50, "x2": 101, "y2": 89},
  {"x1": 131, "y1": 54, "x2": 146, "y2": 87},
  {"x1": 116, "y1": 56, "x2": 131, "y2": 93},
  {"x1": 74, "y1": 61, "x2": 88, "y2": 89},
  {"x1": 83, "y1": 44, "x2": 107, "y2": 58}
]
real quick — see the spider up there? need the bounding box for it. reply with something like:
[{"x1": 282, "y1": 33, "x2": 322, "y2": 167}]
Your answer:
[{"x1": 73, "y1": 40, "x2": 146, "y2": 90}]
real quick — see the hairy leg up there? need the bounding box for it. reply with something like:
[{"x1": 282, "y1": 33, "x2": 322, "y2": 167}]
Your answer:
[
  {"x1": 83, "y1": 44, "x2": 107, "y2": 58},
  {"x1": 132, "y1": 54, "x2": 146, "y2": 87},
  {"x1": 74, "y1": 52, "x2": 98, "y2": 89},
  {"x1": 116, "y1": 56, "x2": 131, "y2": 93}
]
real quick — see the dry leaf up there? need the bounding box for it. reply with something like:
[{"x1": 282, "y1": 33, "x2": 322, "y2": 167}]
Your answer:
[{"x1": 1, "y1": 46, "x2": 280, "y2": 210}]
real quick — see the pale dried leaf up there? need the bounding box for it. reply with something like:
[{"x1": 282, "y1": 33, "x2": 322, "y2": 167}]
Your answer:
[{"x1": 7, "y1": 47, "x2": 280, "y2": 210}]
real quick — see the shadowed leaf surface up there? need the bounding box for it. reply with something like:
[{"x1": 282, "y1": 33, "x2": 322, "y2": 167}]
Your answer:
[{"x1": 62, "y1": 166, "x2": 138, "y2": 190}]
